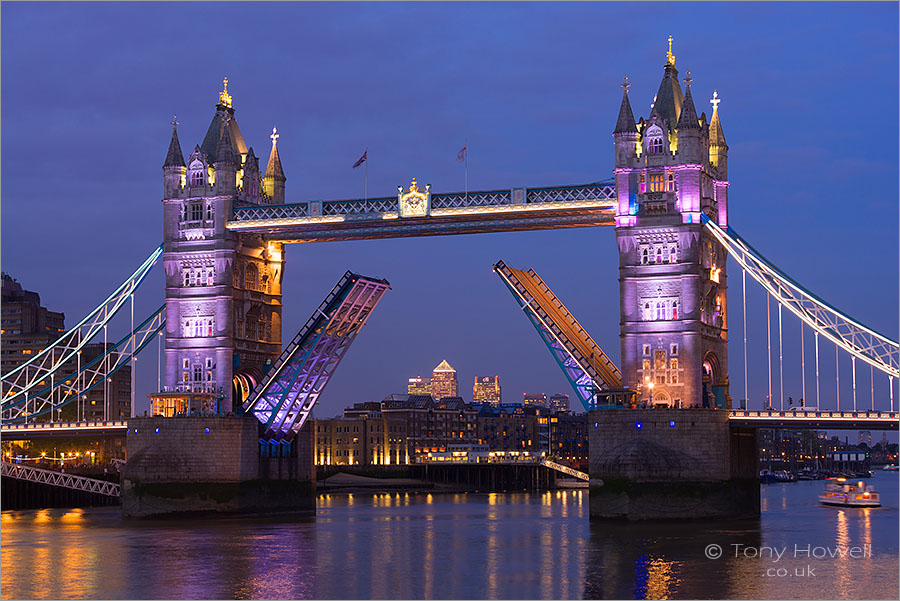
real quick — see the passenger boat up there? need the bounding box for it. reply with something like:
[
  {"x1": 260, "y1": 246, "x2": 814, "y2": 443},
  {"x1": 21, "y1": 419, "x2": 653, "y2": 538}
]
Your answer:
[
  {"x1": 818, "y1": 478, "x2": 881, "y2": 508},
  {"x1": 882, "y1": 464, "x2": 899, "y2": 472}
]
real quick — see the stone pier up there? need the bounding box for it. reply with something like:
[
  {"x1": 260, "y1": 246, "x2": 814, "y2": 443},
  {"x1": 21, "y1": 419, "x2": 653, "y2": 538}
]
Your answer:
[
  {"x1": 589, "y1": 409, "x2": 758, "y2": 520},
  {"x1": 123, "y1": 416, "x2": 314, "y2": 518}
]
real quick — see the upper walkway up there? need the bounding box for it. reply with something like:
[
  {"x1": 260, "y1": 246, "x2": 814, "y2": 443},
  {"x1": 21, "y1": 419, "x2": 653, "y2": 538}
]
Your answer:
[
  {"x1": 1, "y1": 420, "x2": 128, "y2": 440},
  {"x1": 227, "y1": 182, "x2": 617, "y2": 243},
  {"x1": 726, "y1": 409, "x2": 897, "y2": 430}
]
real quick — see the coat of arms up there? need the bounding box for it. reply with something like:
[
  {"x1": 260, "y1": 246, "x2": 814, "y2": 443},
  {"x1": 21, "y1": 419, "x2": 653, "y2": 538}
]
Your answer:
[{"x1": 398, "y1": 178, "x2": 430, "y2": 218}]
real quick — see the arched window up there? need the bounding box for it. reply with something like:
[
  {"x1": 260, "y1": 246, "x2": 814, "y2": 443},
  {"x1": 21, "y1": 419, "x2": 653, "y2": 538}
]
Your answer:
[
  {"x1": 641, "y1": 248, "x2": 649, "y2": 264},
  {"x1": 645, "y1": 126, "x2": 664, "y2": 155},
  {"x1": 656, "y1": 302, "x2": 664, "y2": 320},
  {"x1": 655, "y1": 247, "x2": 663, "y2": 263},
  {"x1": 666, "y1": 172, "x2": 676, "y2": 192},
  {"x1": 206, "y1": 202, "x2": 214, "y2": 222},
  {"x1": 189, "y1": 160, "x2": 205, "y2": 186},
  {"x1": 246, "y1": 263, "x2": 259, "y2": 291},
  {"x1": 669, "y1": 244, "x2": 678, "y2": 263},
  {"x1": 672, "y1": 301, "x2": 678, "y2": 320}
]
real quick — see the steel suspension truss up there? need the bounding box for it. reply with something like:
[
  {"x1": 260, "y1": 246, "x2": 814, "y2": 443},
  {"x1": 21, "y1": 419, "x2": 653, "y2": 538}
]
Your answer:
[
  {"x1": 244, "y1": 271, "x2": 391, "y2": 442},
  {"x1": 702, "y1": 214, "x2": 899, "y2": 378},
  {"x1": 1, "y1": 245, "x2": 163, "y2": 402},
  {"x1": 1, "y1": 461, "x2": 121, "y2": 497},
  {"x1": 494, "y1": 260, "x2": 623, "y2": 411},
  {"x1": 1, "y1": 306, "x2": 166, "y2": 422}
]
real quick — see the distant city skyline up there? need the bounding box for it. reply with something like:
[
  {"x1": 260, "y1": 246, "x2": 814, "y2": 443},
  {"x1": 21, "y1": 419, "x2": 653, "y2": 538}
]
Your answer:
[{"x1": 1, "y1": 2, "x2": 896, "y2": 437}]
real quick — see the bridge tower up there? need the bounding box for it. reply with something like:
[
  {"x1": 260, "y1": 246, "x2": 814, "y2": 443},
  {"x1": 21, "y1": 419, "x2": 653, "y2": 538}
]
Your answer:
[
  {"x1": 159, "y1": 80, "x2": 285, "y2": 414},
  {"x1": 613, "y1": 39, "x2": 731, "y2": 408}
]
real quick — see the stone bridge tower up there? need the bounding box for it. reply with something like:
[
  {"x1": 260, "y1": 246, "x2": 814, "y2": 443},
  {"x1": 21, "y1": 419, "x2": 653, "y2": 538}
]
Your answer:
[
  {"x1": 158, "y1": 80, "x2": 285, "y2": 414},
  {"x1": 613, "y1": 39, "x2": 731, "y2": 408}
]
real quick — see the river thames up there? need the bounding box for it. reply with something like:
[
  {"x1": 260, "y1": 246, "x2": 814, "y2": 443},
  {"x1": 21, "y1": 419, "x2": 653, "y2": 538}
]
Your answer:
[{"x1": 1, "y1": 473, "x2": 897, "y2": 600}]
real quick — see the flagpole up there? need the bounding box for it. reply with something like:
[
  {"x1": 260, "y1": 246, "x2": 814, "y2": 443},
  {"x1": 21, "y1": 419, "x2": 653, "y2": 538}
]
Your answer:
[
  {"x1": 465, "y1": 139, "x2": 468, "y2": 202},
  {"x1": 365, "y1": 149, "x2": 368, "y2": 201}
]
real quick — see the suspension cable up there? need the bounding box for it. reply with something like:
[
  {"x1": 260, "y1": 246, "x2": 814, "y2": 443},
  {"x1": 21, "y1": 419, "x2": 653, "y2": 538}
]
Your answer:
[
  {"x1": 852, "y1": 356, "x2": 857, "y2": 411},
  {"x1": 778, "y1": 303, "x2": 784, "y2": 410},
  {"x1": 890, "y1": 376, "x2": 894, "y2": 412},
  {"x1": 767, "y1": 294, "x2": 772, "y2": 410},
  {"x1": 815, "y1": 332, "x2": 820, "y2": 409},
  {"x1": 835, "y1": 345, "x2": 840, "y2": 411},
  {"x1": 742, "y1": 269, "x2": 748, "y2": 409},
  {"x1": 801, "y1": 323, "x2": 806, "y2": 405},
  {"x1": 871, "y1": 364, "x2": 875, "y2": 411}
]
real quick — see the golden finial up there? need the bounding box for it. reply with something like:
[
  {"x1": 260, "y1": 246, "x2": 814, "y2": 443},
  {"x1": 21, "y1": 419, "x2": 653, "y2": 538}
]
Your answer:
[
  {"x1": 621, "y1": 75, "x2": 630, "y2": 93},
  {"x1": 409, "y1": 178, "x2": 419, "y2": 193},
  {"x1": 666, "y1": 35, "x2": 675, "y2": 66},
  {"x1": 218, "y1": 77, "x2": 233, "y2": 108},
  {"x1": 270, "y1": 126, "x2": 279, "y2": 146},
  {"x1": 710, "y1": 90, "x2": 721, "y2": 112}
]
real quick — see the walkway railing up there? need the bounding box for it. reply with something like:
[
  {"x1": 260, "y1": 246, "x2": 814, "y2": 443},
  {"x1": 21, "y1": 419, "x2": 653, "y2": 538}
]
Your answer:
[
  {"x1": 541, "y1": 459, "x2": 589, "y2": 481},
  {"x1": 1, "y1": 461, "x2": 121, "y2": 497}
]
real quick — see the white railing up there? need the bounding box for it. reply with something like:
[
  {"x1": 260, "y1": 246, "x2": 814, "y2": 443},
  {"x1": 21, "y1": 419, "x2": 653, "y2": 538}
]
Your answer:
[{"x1": 1, "y1": 461, "x2": 121, "y2": 497}]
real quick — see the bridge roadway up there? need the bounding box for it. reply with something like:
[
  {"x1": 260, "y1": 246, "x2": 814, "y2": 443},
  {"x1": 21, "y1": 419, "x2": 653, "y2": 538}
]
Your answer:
[
  {"x1": 226, "y1": 182, "x2": 618, "y2": 243},
  {"x1": 2, "y1": 411, "x2": 895, "y2": 441}
]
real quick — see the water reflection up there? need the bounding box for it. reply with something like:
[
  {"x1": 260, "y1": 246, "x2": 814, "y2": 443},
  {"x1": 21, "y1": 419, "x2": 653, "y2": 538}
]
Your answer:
[{"x1": 2, "y1": 479, "x2": 897, "y2": 600}]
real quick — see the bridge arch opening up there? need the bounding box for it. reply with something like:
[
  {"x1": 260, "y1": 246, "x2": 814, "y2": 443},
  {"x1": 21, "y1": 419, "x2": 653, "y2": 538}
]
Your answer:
[{"x1": 233, "y1": 368, "x2": 261, "y2": 407}]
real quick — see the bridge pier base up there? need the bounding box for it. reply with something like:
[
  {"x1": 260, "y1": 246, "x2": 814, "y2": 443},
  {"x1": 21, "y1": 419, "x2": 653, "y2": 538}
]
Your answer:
[
  {"x1": 588, "y1": 409, "x2": 759, "y2": 520},
  {"x1": 122, "y1": 416, "x2": 314, "y2": 518}
]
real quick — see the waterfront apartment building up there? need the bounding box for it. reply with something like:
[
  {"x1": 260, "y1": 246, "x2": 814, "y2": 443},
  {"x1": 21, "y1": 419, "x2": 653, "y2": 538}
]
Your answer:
[
  {"x1": 407, "y1": 376, "x2": 430, "y2": 395},
  {"x1": 549, "y1": 394, "x2": 570, "y2": 413},
  {"x1": 1, "y1": 273, "x2": 65, "y2": 373},
  {"x1": 430, "y1": 360, "x2": 458, "y2": 400},
  {"x1": 313, "y1": 413, "x2": 408, "y2": 466},
  {"x1": 522, "y1": 393, "x2": 547, "y2": 408},
  {"x1": 344, "y1": 394, "x2": 477, "y2": 460},
  {"x1": 476, "y1": 404, "x2": 545, "y2": 453},
  {"x1": 472, "y1": 376, "x2": 501, "y2": 406},
  {"x1": 548, "y1": 412, "x2": 588, "y2": 470}
]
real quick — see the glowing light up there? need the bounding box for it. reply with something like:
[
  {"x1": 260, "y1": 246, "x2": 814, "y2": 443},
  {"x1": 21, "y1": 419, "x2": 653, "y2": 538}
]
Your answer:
[
  {"x1": 710, "y1": 90, "x2": 721, "y2": 112},
  {"x1": 219, "y1": 77, "x2": 233, "y2": 108},
  {"x1": 669, "y1": 421, "x2": 676, "y2": 428},
  {"x1": 270, "y1": 126, "x2": 279, "y2": 145},
  {"x1": 710, "y1": 266, "x2": 721, "y2": 283},
  {"x1": 636, "y1": 421, "x2": 643, "y2": 429},
  {"x1": 666, "y1": 35, "x2": 675, "y2": 66}
]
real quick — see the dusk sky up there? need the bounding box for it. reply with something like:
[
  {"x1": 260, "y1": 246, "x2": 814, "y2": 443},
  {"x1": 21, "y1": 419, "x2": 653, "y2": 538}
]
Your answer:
[{"x1": 2, "y1": 2, "x2": 897, "y2": 425}]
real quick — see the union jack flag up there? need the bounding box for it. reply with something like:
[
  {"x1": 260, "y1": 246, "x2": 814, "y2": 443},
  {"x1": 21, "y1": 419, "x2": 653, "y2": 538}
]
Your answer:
[{"x1": 352, "y1": 149, "x2": 367, "y2": 168}]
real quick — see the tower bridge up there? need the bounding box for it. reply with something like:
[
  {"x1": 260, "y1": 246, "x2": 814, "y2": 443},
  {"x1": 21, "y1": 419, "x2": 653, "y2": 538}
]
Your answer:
[{"x1": 3, "y1": 40, "x2": 897, "y2": 518}]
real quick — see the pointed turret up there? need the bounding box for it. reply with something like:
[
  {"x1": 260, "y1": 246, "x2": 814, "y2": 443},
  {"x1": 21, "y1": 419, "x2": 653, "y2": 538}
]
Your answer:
[
  {"x1": 676, "y1": 75, "x2": 700, "y2": 131},
  {"x1": 212, "y1": 116, "x2": 238, "y2": 193},
  {"x1": 614, "y1": 78, "x2": 638, "y2": 134},
  {"x1": 614, "y1": 76, "x2": 640, "y2": 170},
  {"x1": 200, "y1": 77, "x2": 248, "y2": 164},
  {"x1": 264, "y1": 126, "x2": 286, "y2": 204},
  {"x1": 163, "y1": 116, "x2": 186, "y2": 198},
  {"x1": 241, "y1": 147, "x2": 262, "y2": 202},
  {"x1": 164, "y1": 117, "x2": 185, "y2": 168},
  {"x1": 676, "y1": 72, "x2": 702, "y2": 162},
  {"x1": 648, "y1": 36, "x2": 683, "y2": 132},
  {"x1": 708, "y1": 90, "x2": 728, "y2": 177}
]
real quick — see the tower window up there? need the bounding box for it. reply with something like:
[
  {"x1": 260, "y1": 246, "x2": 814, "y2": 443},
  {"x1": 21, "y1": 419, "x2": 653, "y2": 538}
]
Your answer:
[
  {"x1": 190, "y1": 169, "x2": 204, "y2": 186},
  {"x1": 649, "y1": 173, "x2": 665, "y2": 192},
  {"x1": 190, "y1": 203, "x2": 203, "y2": 221}
]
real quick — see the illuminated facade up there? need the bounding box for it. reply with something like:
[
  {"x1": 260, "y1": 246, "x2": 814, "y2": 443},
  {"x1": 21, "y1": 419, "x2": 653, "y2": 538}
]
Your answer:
[
  {"x1": 522, "y1": 393, "x2": 547, "y2": 408},
  {"x1": 472, "y1": 376, "x2": 501, "y2": 406},
  {"x1": 549, "y1": 394, "x2": 570, "y2": 413},
  {"x1": 614, "y1": 39, "x2": 730, "y2": 408},
  {"x1": 407, "y1": 375, "x2": 430, "y2": 395},
  {"x1": 160, "y1": 80, "x2": 285, "y2": 413},
  {"x1": 313, "y1": 416, "x2": 408, "y2": 466},
  {"x1": 430, "y1": 360, "x2": 458, "y2": 400}
]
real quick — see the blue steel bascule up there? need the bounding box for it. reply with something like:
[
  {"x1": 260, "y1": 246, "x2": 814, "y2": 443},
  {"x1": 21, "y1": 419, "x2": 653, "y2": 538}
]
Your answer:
[{"x1": 1, "y1": 41, "x2": 898, "y2": 444}]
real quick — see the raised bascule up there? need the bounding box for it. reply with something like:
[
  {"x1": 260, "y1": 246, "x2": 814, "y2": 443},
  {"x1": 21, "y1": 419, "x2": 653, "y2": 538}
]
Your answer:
[{"x1": 2, "y1": 40, "x2": 897, "y2": 518}]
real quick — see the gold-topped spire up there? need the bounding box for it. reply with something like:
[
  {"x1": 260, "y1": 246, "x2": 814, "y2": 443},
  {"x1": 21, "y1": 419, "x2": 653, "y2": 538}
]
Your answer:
[
  {"x1": 621, "y1": 75, "x2": 630, "y2": 93},
  {"x1": 710, "y1": 90, "x2": 721, "y2": 113},
  {"x1": 683, "y1": 71, "x2": 692, "y2": 87},
  {"x1": 218, "y1": 77, "x2": 233, "y2": 108},
  {"x1": 409, "y1": 177, "x2": 419, "y2": 193},
  {"x1": 666, "y1": 35, "x2": 675, "y2": 66}
]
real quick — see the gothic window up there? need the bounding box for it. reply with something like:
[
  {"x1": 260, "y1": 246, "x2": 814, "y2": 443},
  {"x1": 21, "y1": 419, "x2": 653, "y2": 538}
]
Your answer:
[
  {"x1": 193, "y1": 366, "x2": 202, "y2": 382},
  {"x1": 669, "y1": 243, "x2": 678, "y2": 263},
  {"x1": 672, "y1": 301, "x2": 678, "y2": 320},
  {"x1": 189, "y1": 160, "x2": 205, "y2": 186},
  {"x1": 205, "y1": 268, "x2": 214, "y2": 286},
  {"x1": 641, "y1": 247, "x2": 649, "y2": 265},
  {"x1": 180, "y1": 204, "x2": 187, "y2": 221},
  {"x1": 183, "y1": 371, "x2": 190, "y2": 382},
  {"x1": 205, "y1": 358, "x2": 213, "y2": 369},
  {"x1": 642, "y1": 344, "x2": 651, "y2": 356},
  {"x1": 182, "y1": 358, "x2": 189, "y2": 369},
  {"x1": 649, "y1": 173, "x2": 664, "y2": 192},
  {"x1": 183, "y1": 271, "x2": 190, "y2": 287},
  {"x1": 656, "y1": 375, "x2": 666, "y2": 385},
  {"x1": 645, "y1": 126, "x2": 664, "y2": 155},
  {"x1": 655, "y1": 351, "x2": 666, "y2": 371},
  {"x1": 670, "y1": 344, "x2": 678, "y2": 355},
  {"x1": 190, "y1": 203, "x2": 203, "y2": 221},
  {"x1": 206, "y1": 202, "x2": 214, "y2": 222},
  {"x1": 666, "y1": 172, "x2": 676, "y2": 192},
  {"x1": 656, "y1": 301, "x2": 664, "y2": 320},
  {"x1": 246, "y1": 264, "x2": 259, "y2": 291},
  {"x1": 639, "y1": 173, "x2": 646, "y2": 193},
  {"x1": 670, "y1": 358, "x2": 678, "y2": 371},
  {"x1": 642, "y1": 359, "x2": 651, "y2": 372},
  {"x1": 671, "y1": 373, "x2": 678, "y2": 384},
  {"x1": 643, "y1": 302, "x2": 652, "y2": 321},
  {"x1": 655, "y1": 247, "x2": 663, "y2": 263}
]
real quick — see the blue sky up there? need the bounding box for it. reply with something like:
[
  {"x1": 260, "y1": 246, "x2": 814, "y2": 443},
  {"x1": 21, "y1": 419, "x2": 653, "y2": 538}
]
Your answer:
[{"x1": 2, "y1": 2, "x2": 897, "y2": 426}]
